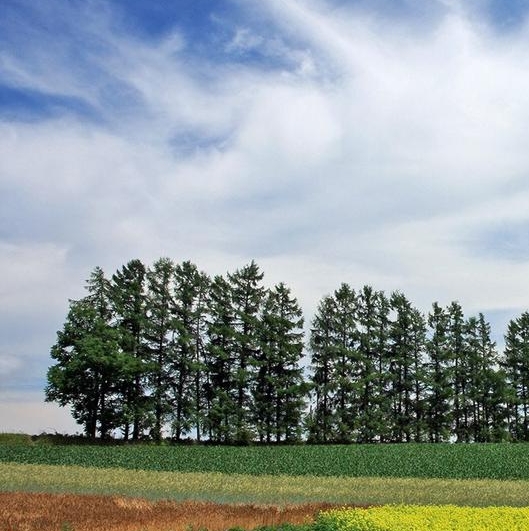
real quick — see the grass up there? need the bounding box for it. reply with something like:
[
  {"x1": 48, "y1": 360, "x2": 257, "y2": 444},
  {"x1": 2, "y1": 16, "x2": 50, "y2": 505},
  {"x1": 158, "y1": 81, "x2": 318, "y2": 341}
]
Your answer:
[
  {"x1": 0, "y1": 432, "x2": 33, "y2": 445},
  {"x1": 3, "y1": 442, "x2": 529, "y2": 480},
  {"x1": 3, "y1": 462, "x2": 529, "y2": 506}
]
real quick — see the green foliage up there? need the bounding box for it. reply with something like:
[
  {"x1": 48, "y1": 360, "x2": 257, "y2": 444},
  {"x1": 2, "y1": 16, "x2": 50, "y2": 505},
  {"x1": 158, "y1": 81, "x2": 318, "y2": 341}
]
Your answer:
[
  {"x1": 3, "y1": 443, "x2": 529, "y2": 480},
  {"x1": 46, "y1": 273, "x2": 125, "y2": 439}
]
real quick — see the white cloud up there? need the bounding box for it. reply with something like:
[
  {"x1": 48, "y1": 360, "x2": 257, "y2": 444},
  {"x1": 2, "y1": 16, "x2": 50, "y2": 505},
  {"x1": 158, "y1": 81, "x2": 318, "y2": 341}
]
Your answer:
[
  {"x1": 226, "y1": 27, "x2": 265, "y2": 53},
  {"x1": 0, "y1": 242, "x2": 71, "y2": 314}
]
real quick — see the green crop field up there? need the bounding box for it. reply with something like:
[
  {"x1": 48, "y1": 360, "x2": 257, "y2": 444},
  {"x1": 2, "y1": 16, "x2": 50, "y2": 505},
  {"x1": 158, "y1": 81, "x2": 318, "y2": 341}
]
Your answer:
[{"x1": 1, "y1": 442, "x2": 529, "y2": 480}]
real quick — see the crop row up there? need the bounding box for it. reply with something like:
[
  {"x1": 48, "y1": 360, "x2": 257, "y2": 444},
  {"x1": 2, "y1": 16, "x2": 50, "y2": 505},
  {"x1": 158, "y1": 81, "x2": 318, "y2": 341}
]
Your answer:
[
  {"x1": 4, "y1": 462, "x2": 529, "y2": 506},
  {"x1": 2, "y1": 443, "x2": 529, "y2": 480},
  {"x1": 315, "y1": 506, "x2": 529, "y2": 531}
]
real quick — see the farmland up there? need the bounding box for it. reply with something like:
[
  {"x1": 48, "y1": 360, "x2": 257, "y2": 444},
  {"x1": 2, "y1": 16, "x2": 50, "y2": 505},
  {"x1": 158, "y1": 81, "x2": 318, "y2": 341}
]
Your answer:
[
  {"x1": 0, "y1": 492, "x2": 331, "y2": 531},
  {"x1": 2, "y1": 442, "x2": 529, "y2": 480},
  {"x1": 3, "y1": 441, "x2": 529, "y2": 530},
  {"x1": 316, "y1": 506, "x2": 529, "y2": 531},
  {"x1": 5, "y1": 461, "x2": 529, "y2": 506}
]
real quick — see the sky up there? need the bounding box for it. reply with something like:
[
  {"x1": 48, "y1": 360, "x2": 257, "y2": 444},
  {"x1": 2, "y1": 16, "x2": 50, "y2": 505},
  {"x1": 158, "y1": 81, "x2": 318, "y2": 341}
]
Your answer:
[{"x1": 2, "y1": 0, "x2": 529, "y2": 435}]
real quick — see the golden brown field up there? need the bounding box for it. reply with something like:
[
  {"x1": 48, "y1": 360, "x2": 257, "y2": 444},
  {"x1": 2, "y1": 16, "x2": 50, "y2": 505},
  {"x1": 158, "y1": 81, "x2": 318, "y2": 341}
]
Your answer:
[{"x1": 0, "y1": 492, "x2": 345, "y2": 531}]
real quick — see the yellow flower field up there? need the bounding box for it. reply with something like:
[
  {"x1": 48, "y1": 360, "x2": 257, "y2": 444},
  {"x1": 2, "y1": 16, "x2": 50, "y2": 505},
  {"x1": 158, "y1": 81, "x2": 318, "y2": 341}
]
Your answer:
[{"x1": 317, "y1": 505, "x2": 529, "y2": 531}]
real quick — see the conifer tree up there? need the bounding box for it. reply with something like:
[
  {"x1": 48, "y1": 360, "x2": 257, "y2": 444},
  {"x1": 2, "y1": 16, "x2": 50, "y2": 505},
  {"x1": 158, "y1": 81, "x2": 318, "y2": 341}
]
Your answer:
[
  {"x1": 171, "y1": 261, "x2": 210, "y2": 441},
  {"x1": 111, "y1": 259, "x2": 148, "y2": 441},
  {"x1": 254, "y1": 283, "x2": 305, "y2": 443},
  {"x1": 410, "y1": 307, "x2": 428, "y2": 441},
  {"x1": 204, "y1": 274, "x2": 238, "y2": 443},
  {"x1": 332, "y1": 284, "x2": 360, "y2": 443},
  {"x1": 308, "y1": 294, "x2": 339, "y2": 443},
  {"x1": 144, "y1": 258, "x2": 176, "y2": 442},
  {"x1": 227, "y1": 261, "x2": 265, "y2": 443},
  {"x1": 425, "y1": 302, "x2": 453, "y2": 442},
  {"x1": 465, "y1": 314, "x2": 506, "y2": 441},
  {"x1": 447, "y1": 302, "x2": 467, "y2": 442},
  {"x1": 356, "y1": 286, "x2": 390, "y2": 442},
  {"x1": 504, "y1": 312, "x2": 529, "y2": 441},
  {"x1": 388, "y1": 292, "x2": 426, "y2": 442}
]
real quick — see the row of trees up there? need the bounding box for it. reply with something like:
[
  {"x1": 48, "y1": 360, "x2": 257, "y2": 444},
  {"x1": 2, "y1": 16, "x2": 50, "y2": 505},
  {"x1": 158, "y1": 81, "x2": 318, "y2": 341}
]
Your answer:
[
  {"x1": 46, "y1": 258, "x2": 529, "y2": 443},
  {"x1": 309, "y1": 285, "x2": 507, "y2": 443},
  {"x1": 46, "y1": 259, "x2": 305, "y2": 443}
]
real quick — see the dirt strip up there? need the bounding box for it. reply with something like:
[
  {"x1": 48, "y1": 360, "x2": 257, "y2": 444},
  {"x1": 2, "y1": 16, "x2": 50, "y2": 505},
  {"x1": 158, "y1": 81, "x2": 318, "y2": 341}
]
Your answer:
[{"x1": 0, "y1": 492, "x2": 357, "y2": 531}]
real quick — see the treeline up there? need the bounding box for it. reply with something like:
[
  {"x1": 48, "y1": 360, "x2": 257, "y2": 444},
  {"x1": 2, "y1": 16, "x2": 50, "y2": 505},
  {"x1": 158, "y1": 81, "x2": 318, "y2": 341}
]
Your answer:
[{"x1": 46, "y1": 258, "x2": 529, "y2": 443}]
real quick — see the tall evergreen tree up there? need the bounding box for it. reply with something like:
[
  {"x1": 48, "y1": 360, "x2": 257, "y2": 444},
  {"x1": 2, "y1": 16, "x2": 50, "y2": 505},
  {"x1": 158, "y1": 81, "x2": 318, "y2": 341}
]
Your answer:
[
  {"x1": 204, "y1": 274, "x2": 238, "y2": 443},
  {"x1": 308, "y1": 295, "x2": 339, "y2": 443},
  {"x1": 171, "y1": 261, "x2": 210, "y2": 441},
  {"x1": 144, "y1": 258, "x2": 176, "y2": 442},
  {"x1": 388, "y1": 292, "x2": 427, "y2": 442},
  {"x1": 447, "y1": 302, "x2": 467, "y2": 442},
  {"x1": 111, "y1": 259, "x2": 148, "y2": 441},
  {"x1": 410, "y1": 307, "x2": 428, "y2": 442},
  {"x1": 227, "y1": 261, "x2": 265, "y2": 443},
  {"x1": 504, "y1": 312, "x2": 529, "y2": 441},
  {"x1": 465, "y1": 314, "x2": 506, "y2": 441},
  {"x1": 254, "y1": 283, "x2": 306, "y2": 443},
  {"x1": 330, "y1": 284, "x2": 359, "y2": 443},
  {"x1": 425, "y1": 302, "x2": 453, "y2": 442},
  {"x1": 356, "y1": 286, "x2": 390, "y2": 442}
]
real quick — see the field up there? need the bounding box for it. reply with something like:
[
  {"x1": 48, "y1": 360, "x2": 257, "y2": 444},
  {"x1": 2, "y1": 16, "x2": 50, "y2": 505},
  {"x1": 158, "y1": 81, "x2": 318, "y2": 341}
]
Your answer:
[
  {"x1": 316, "y1": 506, "x2": 529, "y2": 531},
  {"x1": 2, "y1": 441, "x2": 529, "y2": 479},
  {"x1": 3, "y1": 439, "x2": 529, "y2": 530},
  {"x1": 0, "y1": 492, "x2": 334, "y2": 531}
]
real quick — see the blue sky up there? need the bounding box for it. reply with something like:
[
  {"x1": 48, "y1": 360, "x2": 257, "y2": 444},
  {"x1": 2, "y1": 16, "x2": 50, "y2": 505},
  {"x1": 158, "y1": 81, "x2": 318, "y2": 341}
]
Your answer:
[{"x1": 2, "y1": 0, "x2": 529, "y2": 433}]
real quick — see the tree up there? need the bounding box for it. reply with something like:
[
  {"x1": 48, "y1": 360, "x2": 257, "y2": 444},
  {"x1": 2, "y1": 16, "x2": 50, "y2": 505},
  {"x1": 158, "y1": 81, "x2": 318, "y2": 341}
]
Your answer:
[
  {"x1": 356, "y1": 286, "x2": 391, "y2": 443},
  {"x1": 111, "y1": 259, "x2": 149, "y2": 441},
  {"x1": 447, "y1": 302, "x2": 467, "y2": 442},
  {"x1": 330, "y1": 284, "x2": 360, "y2": 443},
  {"x1": 388, "y1": 292, "x2": 427, "y2": 442},
  {"x1": 425, "y1": 302, "x2": 453, "y2": 442},
  {"x1": 46, "y1": 268, "x2": 124, "y2": 439},
  {"x1": 409, "y1": 307, "x2": 428, "y2": 442},
  {"x1": 227, "y1": 261, "x2": 265, "y2": 443},
  {"x1": 504, "y1": 312, "x2": 529, "y2": 441},
  {"x1": 308, "y1": 294, "x2": 339, "y2": 443},
  {"x1": 144, "y1": 258, "x2": 176, "y2": 442},
  {"x1": 254, "y1": 283, "x2": 306, "y2": 443},
  {"x1": 465, "y1": 314, "x2": 506, "y2": 442},
  {"x1": 204, "y1": 274, "x2": 238, "y2": 443},
  {"x1": 171, "y1": 261, "x2": 210, "y2": 441}
]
